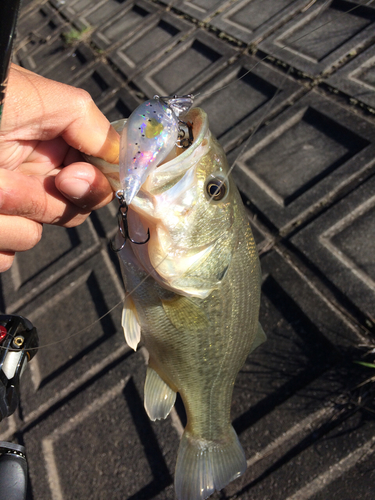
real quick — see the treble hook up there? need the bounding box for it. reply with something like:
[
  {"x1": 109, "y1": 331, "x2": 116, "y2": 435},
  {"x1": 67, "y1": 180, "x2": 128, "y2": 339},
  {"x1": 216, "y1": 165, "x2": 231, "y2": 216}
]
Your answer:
[{"x1": 111, "y1": 191, "x2": 150, "y2": 252}]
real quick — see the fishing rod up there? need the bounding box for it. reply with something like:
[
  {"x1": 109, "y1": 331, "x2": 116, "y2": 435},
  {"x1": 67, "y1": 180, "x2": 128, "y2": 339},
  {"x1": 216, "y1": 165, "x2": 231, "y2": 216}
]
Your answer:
[{"x1": 0, "y1": 0, "x2": 22, "y2": 125}]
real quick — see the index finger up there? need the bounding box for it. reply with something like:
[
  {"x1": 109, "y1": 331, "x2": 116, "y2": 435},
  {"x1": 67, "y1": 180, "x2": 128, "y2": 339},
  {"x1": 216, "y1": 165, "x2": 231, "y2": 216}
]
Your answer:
[{"x1": 1, "y1": 65, "x2": 120, "y2": 164}]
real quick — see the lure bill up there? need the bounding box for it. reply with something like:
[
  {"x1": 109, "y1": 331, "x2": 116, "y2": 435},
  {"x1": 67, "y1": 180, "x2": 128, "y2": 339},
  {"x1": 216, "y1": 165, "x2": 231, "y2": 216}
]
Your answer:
[
  {"x1": 118, "y1": 94, "x2": 194, "y2": 205},
  {"x1": 87, "y1": 101, "x2": 265, "y2": 500}
]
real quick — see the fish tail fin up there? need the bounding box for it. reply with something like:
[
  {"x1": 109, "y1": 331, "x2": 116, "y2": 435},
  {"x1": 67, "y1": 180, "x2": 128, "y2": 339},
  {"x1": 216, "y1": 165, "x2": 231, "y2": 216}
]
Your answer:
[{"x1": 174, "y1": 426, "x2": 246, "y2": 500}]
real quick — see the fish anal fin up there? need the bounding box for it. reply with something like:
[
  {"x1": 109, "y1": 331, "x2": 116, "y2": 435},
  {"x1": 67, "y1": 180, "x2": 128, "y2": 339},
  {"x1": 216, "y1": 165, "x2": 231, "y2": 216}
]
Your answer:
[
  {"x1": 175, "y1": 426, "x2": 246, "y2": 500},
  {"x1": 122, "y1": 294, "x2": 141, "y2": 351},
  {"x1": 250, "y1": 322, "x2": 267, "y2": 353},
  {"x1": 161, "y1": 295, "x2": 210, "y2": 335},
  {"x1": 144, "y1": 366, "x2": 176, "y2": 421}
]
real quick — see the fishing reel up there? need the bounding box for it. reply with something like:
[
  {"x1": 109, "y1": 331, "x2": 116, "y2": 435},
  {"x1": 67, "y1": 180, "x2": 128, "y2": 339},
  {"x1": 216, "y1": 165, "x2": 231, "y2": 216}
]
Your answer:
[
  {"x1": 0, "y1": 314, "x2": 38, "y2": 421},
  {"x1": 0, "y1": 314, "x2": 39, "y2": 500}
]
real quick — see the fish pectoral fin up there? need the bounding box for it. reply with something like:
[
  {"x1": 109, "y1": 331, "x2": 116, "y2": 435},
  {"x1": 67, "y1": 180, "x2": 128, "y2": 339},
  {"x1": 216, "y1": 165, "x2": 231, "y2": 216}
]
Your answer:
[
  {"x1": 122, "y1": 294, "x2": 141, "y2": 351},
  {"x1": 144, "y1": 367, "x2": 176, "y2": 421},
  {"x1": 250, "y1": 322, "x2": 267, "y2": 353},
  {"x1": 175, "y1": 426, "x2": 246, "y2": 500},
  {"x1": 161, "y1": 295, "x2": 210, "y2": 335}
]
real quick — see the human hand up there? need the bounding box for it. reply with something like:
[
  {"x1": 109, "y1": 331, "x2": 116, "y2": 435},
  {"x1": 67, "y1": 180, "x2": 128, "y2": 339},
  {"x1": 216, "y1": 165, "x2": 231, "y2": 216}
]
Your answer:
[{"x1": 0, "y1": 64, "x2": 119, "y2": 272}]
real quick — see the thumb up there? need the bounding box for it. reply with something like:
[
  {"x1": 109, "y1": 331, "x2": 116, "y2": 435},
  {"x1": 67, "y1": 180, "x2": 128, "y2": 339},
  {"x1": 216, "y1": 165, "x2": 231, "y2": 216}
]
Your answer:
[{"x1": 55, "y1": 162, "x2": 114, "y2": 210}]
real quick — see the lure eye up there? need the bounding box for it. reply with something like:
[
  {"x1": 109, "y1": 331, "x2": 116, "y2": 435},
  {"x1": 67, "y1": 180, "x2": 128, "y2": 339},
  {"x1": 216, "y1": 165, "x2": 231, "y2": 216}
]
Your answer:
[{"x1": 205, "y1": 177, "x2": 227, "y2": 201}]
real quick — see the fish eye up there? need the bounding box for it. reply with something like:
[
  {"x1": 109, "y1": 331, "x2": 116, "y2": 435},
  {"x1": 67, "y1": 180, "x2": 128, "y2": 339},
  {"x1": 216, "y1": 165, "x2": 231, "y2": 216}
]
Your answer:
[{"x1": 205, "y1": 176, "x2": 227, "y2": 201}]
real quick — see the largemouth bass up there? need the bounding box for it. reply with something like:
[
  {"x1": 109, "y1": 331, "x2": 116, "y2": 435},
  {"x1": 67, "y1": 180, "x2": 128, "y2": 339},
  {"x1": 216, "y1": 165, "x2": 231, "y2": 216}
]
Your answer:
[{"x1": 87, "y1": 106, "x2": 265, "y2": 500}]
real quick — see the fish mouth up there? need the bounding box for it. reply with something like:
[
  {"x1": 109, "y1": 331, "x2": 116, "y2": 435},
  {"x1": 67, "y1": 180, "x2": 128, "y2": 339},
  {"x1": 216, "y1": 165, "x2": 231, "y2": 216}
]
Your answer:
[
  {"x1": 152, "y1": 107, "x2": 208, "y2": 173},
  {"x1": 130, "y1": 107, "x2": 210, "y2": 221}
]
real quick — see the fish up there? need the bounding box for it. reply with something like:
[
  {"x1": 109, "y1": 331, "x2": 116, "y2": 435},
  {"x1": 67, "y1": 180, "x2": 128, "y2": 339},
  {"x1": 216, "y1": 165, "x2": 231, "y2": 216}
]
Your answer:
[{"x1": 86, "y1": 104, "x2": 265, "y2": 500}]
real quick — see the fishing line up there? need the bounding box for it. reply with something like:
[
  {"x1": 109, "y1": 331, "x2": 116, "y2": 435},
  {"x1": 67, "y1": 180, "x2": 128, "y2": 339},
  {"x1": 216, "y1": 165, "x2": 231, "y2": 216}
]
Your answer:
[{"x1": 3, "y1": 1, "x2": 369, "y2": 353}]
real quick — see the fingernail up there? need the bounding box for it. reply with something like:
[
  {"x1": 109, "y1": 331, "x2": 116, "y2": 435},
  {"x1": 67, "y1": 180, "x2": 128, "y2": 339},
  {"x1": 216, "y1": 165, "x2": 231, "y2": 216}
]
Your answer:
[{"x1": 59, "y1": 179, "x2": 90, "y2": 199}]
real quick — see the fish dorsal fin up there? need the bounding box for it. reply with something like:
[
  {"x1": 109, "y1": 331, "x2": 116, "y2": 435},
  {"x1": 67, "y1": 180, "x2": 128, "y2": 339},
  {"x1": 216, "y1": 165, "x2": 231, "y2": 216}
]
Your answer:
[
  {"x1": 250, "y1": 323, "x2": 267, "y2": 353},
  {"x1": 121, "y1": 294, "x2": 141, "y2": 351},
  {"x1": 161, "y1": 295, "x2": 210, "y2": 335},
  {"x1": 144, "y1": 366, "x2": 176, "y2": 421}
]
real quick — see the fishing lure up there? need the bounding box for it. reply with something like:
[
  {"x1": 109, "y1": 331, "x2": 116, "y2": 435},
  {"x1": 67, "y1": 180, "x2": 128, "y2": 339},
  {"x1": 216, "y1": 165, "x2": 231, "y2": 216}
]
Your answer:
[
  {"x1": 118, "y1": 94, "x2": 194, "y2": 206},
  {"x1": 113, "y1": 94, "x2": 195, "y2": 250}
]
